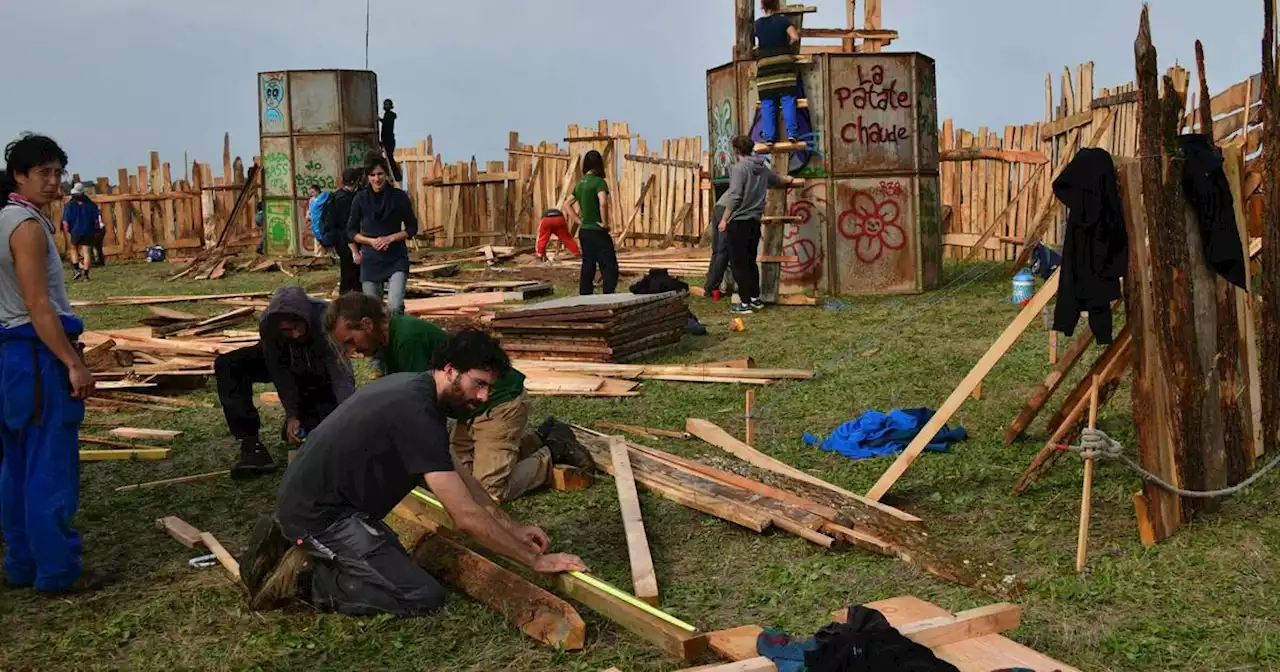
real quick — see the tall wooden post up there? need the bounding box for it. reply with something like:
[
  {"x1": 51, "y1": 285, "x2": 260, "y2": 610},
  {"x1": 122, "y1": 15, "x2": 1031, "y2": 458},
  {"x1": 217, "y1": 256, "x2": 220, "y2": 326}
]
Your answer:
[
  {"x1": 734, "y1": 0, "x2": 755, "y2": 61},
  {"x1": 1261, "y1": 0, "x2": 1280, "y2": 461}
]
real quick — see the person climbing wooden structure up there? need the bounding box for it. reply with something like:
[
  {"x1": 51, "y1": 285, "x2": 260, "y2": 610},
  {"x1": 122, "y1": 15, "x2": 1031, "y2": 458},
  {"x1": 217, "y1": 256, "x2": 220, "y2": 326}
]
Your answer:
[{"x1": 708, "y1": 0, "x2": 942, "y2": 301}]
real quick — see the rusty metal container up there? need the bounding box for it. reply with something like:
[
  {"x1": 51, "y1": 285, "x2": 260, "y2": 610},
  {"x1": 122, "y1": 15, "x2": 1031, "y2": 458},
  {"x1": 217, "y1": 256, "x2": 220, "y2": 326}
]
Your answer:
[
  {"x1": 706, "y1": 51, "x2": 940, "y2": 296},
  {"x1": 258, "y1": 69, "x2": 378, "y2": 254}
]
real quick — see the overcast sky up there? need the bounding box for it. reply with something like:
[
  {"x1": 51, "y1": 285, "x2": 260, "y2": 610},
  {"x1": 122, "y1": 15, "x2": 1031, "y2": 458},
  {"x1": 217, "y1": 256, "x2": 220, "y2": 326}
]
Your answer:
[{"x1": 0, "y1": 0, "x2": 1265, "y2": 180}]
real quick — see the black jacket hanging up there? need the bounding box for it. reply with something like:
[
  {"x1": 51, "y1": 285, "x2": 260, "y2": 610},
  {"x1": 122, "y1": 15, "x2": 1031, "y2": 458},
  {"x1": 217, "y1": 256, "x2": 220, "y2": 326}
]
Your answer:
[
  {"x1": 1051, "y1": 147, "x2": 1128, "y2": 345},
  {"x1": 1179, "y1": 134, "x2": 1247, "y2": 290}
]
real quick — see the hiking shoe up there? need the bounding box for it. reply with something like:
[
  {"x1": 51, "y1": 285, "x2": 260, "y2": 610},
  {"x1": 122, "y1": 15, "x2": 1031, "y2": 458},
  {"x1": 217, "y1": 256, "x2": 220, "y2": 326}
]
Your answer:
[
  {"x1": 240, "y1": 516, "x2": 291, "y2": 601},
  {"x1": 536, "y1": 417, "x2": 593, "y2": 470},
  {"x1": 230, "y1": 441, "x2": 276, "y2": 480},
  {"x1": 37, "y1": 568, "x2": 117, "y2": 597},
  {"x1": 685, "y1": 315, "x2": 708, "y2": 336},
  {"x1": 729, "y1": 302, "x2": 754, "y2": 314},
  {"x1": 250, "y1": 545, "x2": 312, "y2": 611}
]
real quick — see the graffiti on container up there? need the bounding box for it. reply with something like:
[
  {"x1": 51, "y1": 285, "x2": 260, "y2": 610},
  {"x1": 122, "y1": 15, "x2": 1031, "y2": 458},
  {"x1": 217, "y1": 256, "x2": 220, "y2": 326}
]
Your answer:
[
  {"x1": 783, "y1": 182, "x2": 827, "y2": 280},
  {"x1": 838, "y1": 185, "x2": 907, "y2": 263},
  {"x1": 711, "y1": 100, "x2": 734, "y2": 177},
  {"x1": 919, "y1": 179, "x2": 941, "y2": 237},
  {"x1": 834, "y1": 65, "x2": 912, "y2": 146},
  {"x1": 916, "y1": 65, "x2": 939, "y2": 164},
  {"x1": 264, "y1": 200, "x2": 293, "y2": 246},
  {"x1": 262, "y1": 75, "x2": 285, "y2": 127},
  {"x1": 262, "y1": 151, "x2": 291, "y2": 196},
  {"x1": 346, "y1": 138, "x2": 374, "y2": 168},
  {"x1": 795, "y1": 129, "x2": 829, "y2": 178},
  {"x1": 295, "y1": 158, "x2": 336, "y2": 192}
]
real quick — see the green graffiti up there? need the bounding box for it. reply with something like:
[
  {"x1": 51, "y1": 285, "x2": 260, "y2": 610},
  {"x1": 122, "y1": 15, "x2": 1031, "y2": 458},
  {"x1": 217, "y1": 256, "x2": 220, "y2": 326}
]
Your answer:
[
  {"x1": 263, "y1": 151, "x2": 291, "y2": 196},
  {"x1": 919, "y1": 179, "x2": 941, "y2": 236},
  {"x1": 264, "y1": 200, "x2": 294, "y2": 246},
  {"x1": 346, "y1": 139, "x2": 374, "y2": 168}
]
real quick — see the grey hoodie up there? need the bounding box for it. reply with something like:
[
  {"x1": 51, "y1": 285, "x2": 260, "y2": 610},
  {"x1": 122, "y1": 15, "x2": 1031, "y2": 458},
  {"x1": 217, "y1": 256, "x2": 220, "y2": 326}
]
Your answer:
[
  {"x1": 721, "y1": 155, "x2": 781, "y2": 223},
  {"x1": 259, "y1": 286, "x2": 355, "y2": 419}
]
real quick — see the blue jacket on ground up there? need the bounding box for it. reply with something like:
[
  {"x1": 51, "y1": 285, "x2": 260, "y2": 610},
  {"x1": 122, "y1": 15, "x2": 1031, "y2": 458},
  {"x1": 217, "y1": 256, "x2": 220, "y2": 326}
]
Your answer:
[{"x1": 805, "y1": 408, "x2": 967, "y2": 461}]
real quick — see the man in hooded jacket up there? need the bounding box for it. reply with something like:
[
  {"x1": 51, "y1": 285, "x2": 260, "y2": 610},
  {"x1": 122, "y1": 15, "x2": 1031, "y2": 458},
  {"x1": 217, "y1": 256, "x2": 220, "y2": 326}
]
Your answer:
[{"x1": 214, "y1": 286, "x2": 355, "y2": 478}]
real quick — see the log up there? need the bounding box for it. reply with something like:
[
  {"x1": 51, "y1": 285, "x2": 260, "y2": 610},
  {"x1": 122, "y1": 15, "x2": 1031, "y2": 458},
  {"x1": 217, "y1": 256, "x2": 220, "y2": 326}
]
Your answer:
[{"x1": 396, "y1": 501, "x2": 586, "y2": 650}]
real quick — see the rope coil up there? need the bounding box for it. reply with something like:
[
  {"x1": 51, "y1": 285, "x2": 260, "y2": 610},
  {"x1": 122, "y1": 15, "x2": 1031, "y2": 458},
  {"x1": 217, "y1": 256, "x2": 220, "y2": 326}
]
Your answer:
[{"x1": 1060, "y1": 428, "x2": 1280, "y2": 498}]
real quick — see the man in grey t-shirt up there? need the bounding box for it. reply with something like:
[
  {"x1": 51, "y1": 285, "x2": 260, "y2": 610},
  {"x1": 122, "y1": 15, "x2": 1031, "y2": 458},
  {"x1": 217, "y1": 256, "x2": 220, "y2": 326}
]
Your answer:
[{"x1": 0, "y1": 133, "x2": 107, "y2": 597}]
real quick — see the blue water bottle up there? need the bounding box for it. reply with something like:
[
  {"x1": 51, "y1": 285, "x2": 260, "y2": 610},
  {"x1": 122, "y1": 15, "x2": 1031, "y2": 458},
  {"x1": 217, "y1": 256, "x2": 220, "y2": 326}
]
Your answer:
[{"x1": 1011, "y1": 268, "x2": 1035, "y2": 305}]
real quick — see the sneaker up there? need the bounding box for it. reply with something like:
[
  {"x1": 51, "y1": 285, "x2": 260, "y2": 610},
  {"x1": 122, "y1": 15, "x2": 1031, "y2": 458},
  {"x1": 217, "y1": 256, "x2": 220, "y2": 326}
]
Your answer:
[
  {"x1": 72, "y1": 268, "x2": 83, "y2": 281},
  {"x1": 729, "y1": 303, "x2": 754, "y2": 314},
  {"x1": 230, "y1": 441, "x2": 276, "y2": 480},
  {"x1": 250, "y1": 545, "x2": 311, "y2": 611},
  {"x1": 749, "y1": 297, "x2": 765, "y2": 310},
  {"x1": 37, "y1": 568, "x2": 117, "y2": 596},
  {"x1": 536, "y1": 417, "x2": 594, "y2": 470}
]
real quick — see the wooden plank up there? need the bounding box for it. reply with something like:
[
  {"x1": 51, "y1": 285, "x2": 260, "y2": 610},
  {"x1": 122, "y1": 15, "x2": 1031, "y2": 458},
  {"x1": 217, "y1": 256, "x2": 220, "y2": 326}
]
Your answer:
[
  {"x1": 1223, "y1": 143, "x2": 1263, "y2": 459},
  {"x1": 393, "y1": 499, "x2": 587, "y2": 650},
  {"x1": 597, "y1": 422, "x2": 691, "y2": 440},
  {"x1": 80, "y1": 448, "x2": 171, "y2": 461},
  {"x1": 155, "y1": 516, "x2": 203, "y2": 548},
  {"x1": 610, "y1": 437, "x2": 660, "y2": 606},
  {"x1": 939, "y1": 148, "x2": 1048, "y2": 164},
  {"x1": 707, "y1": 625, "x2": 764, "y2": 662},
  {"x1": 685, "y1": 418, "x2": 922, "y2": 523},
  {"x1": 108, "y1": 427, "x2": 183, "y2": 441},
  {"x1": 962, "y1": 159, "x2": 1050, "y2": 263},
  {"x1": 199, "y1": 532, "x2": 241, "y2": 579},
  {"x1": 681, "y1": 659, "x2": 775, "y2": 672},
  {"x1": 116, "y1": 470, "x2": 230, "y2": 492},
  {"x1": 867, "y1": 271, "x2": 1061, "y2": 501},
  {"x1": 1003, "y1": 326, "x2": 1096, "y2": 444},
  {"x1": 554, "y1": 573, "x2": 706, "y2": 661}
]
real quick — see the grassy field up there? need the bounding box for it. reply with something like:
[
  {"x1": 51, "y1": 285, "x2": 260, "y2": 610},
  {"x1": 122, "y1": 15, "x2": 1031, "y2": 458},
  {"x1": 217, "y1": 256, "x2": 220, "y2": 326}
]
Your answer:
[{"x1": 1, "y1": 259, "x2": 1278, "y2": 672}]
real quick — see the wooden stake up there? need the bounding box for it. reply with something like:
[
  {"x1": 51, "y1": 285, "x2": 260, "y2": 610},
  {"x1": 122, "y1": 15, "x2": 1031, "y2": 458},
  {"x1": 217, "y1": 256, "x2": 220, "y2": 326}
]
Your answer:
[
  {"x1": 1075, "y1": 375, "x2": 1100, "y2": 572},
  {"x1": 116, "y1": 470, "x2": 230, "y2": 492},
  {"x1": 744, "y1": 390, "x2": 755, "y2": 446}
]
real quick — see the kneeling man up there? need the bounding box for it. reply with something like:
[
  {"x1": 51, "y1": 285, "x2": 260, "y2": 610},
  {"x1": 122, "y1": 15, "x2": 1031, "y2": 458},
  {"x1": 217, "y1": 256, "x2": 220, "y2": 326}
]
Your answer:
[
  {"x1": 323, "y1": 292, "x2": 591, "y2": 504},
  {"x1": 241, "y1": 329, "x2": 587, "y2": 617}
]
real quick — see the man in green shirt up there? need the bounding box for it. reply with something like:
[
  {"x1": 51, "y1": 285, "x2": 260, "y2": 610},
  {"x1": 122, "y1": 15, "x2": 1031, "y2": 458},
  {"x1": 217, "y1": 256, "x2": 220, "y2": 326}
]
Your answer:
[{"x1": 324, "y1": 293, "x2": 591, "y2": 503}]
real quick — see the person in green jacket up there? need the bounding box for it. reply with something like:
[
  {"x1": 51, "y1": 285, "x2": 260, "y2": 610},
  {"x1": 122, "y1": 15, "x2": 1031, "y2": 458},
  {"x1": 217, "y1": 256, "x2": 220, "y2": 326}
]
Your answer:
[{"x1": 323, "y1": 292, "x2": 591, "y2": 503}]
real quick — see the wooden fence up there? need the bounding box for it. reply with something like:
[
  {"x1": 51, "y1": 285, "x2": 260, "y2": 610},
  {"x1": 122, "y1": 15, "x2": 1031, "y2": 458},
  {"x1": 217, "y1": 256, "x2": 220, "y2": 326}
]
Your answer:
[
  {"x1": 394, "y1": 120, "x2": 712, "y2": 250},
  {"x1": 46, "y1": 135, "x2": 260, "y2": 260},
  {"x1": 938, "y1": 61, "x2": 1265, "y2": 262}
]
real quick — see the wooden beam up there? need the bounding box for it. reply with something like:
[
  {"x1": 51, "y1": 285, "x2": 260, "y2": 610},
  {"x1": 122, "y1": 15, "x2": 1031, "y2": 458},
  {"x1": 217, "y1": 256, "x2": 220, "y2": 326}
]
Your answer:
[
  {"x1": 625, "y1": 154, "x2": 703, "y2": 170},
  {"x1": 831, "y1": 602, "x2": 1021, "y2": 648},
  {"x1": 685, "y1": 418, "x2": 921, "y2": 523},
  {"x1": 554, "y1": 573, "x2": 706, "y2": 661},
  {"x1": 681, "y1": 660, "x2": 775, "y2": 672},
  {"x1": 393, "y1": 499, "x2": 587, "y2": 650},
  {"x1": 1039, "y1": 109, "x2": 1093, "y2": 140},
  {"x1": 610, "y1": 437, "x2": 660, "y2": 606},
  {"x1": 155, "y1": 516, "x2": 203, "y2": 548},
  {"x1": 80, "y1": 448, "x2": 171, "y2": 461},
  {"x1": 550, "y1": 465, "x2": 594, "y2": 491},
  {"x1": 108, "y1": 427, "x2": 183, "y2": 441},
  {"x1": 199, "y1": 532, "x2": 241, "y2": 579},
  {"x1": 801, "y1": 27, "x2": 898, "y2": 40},
  {"x1": 867, "y1": 271, "x2": 1061, "y2": 501},
  {"x1": 1093, "y1": 90, "x2": 1140, "y2": 108},
  {"x1": 938, "y1": 148, "x2": 1048, "y2": 164},
  {"x1": 1003, "y1": 326, "x2": 1097, "y2": 444}
]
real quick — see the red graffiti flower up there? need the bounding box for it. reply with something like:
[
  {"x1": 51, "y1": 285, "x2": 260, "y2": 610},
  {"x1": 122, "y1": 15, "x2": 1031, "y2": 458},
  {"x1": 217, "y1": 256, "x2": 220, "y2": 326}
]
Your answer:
[{"x1": 838, "y1": 191, "x2": 905, "y2": 263}]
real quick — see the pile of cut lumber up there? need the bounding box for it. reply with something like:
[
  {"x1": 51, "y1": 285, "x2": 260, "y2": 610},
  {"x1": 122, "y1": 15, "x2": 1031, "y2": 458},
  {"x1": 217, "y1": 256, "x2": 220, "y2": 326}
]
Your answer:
[
  {"x1": 167, "y1": 253, "x2": 333, "y2": 282},
  {"x1": 513, "y1": 360, "x2": 814, "y2": 385},
  {"x1": 406, "y1": 278, "x2": 554, "y2": 302},
  {"x1": 572, "y1": 424, "x2": 1024, "y2": 598},
  {"x1": 81, "y1": 305, "x2": 258, "y2": 389},
  {"x1": 491, "y1": 292, "x2": 689, "y2": 362},
  {"x1": 536, "y1": 247, "x2": 712, "y2": 277}
]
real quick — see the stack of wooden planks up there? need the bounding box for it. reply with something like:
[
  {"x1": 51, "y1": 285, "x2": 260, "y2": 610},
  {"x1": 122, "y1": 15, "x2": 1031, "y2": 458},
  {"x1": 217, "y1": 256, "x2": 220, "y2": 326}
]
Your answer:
[
  {"x1": 514, "y1": 360, "x2": 814, "y2": 386},
  {"x1": 406, "y1": 278, "x2": 554, "y2": 302},
  {"x1": 572, "y1": 424, "x2": 1024, "y2": 598},
  {"x1": 491, "y1": 292, "x2": 690, "y2": 362},
  {"x1": 535, "y1": 247, "x2": 712, "y2": 277}
]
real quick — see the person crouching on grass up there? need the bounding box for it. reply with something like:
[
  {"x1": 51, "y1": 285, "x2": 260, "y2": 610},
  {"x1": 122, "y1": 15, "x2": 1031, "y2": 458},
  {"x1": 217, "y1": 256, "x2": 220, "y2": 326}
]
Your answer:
[
  {"x1": 564, "y1": 150, "x2": 619, "y2": 295},
  {"x1": 239, "y1": 329, "x2": 589, "y2": 617}
]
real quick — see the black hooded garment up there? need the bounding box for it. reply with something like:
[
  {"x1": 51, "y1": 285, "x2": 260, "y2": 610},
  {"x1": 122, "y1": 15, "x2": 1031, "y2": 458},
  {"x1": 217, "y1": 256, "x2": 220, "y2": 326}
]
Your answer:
[
  {"x1": 1179, "y1": 134, "x2": 1248, "y2": 290},
  {"x1": 258, "y1": 286, "x2": 356, "y2": 420},
  {"x1": 1051, "y1": 147, "x2": 1128, "y2": 345}
]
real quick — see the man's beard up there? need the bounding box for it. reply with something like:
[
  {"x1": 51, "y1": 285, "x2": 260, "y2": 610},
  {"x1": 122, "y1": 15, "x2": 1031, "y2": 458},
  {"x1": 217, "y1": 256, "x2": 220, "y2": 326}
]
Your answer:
[{"x1": 437, "y1": 377, "x2": 477, "y2": 416}]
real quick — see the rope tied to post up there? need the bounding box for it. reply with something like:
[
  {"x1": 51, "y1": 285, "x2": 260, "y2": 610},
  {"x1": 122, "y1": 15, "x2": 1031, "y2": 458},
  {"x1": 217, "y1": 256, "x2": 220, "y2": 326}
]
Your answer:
[{"x1": 1056, "y1": 428, "x2": 1280, "y2": 499}]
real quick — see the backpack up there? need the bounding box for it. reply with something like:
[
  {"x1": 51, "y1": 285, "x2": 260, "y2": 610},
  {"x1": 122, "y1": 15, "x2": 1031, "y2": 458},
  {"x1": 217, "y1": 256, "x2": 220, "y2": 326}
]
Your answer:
[{"x1": 309, "y1": 191, "x2": 332, "y2": 245}]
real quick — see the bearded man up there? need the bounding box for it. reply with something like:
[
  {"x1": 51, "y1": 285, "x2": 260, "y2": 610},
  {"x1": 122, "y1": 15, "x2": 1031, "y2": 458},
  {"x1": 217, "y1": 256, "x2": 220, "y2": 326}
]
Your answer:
[
  {"x1": 322, "y1": 292, "x2": 591, "y2": 504},
  {"x1": 240, "y1": 329, "x2": 588, "y2": 617}
]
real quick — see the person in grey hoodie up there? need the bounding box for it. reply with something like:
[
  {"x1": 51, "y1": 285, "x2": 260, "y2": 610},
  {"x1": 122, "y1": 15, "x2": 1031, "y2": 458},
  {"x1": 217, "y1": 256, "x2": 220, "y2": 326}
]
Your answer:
[
  {"x1": 718, "y1": 135, "x2": 803, "y2": 313},
  {"x1": 214, "y1": 286, "x2": 355, "y2": 478}
]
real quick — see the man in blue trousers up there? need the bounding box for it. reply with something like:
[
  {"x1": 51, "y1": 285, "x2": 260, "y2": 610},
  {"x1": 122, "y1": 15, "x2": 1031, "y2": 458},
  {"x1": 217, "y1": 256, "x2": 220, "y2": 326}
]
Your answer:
[{"x1": 0, "y1": 133, "x2": 109, "y2": 595}]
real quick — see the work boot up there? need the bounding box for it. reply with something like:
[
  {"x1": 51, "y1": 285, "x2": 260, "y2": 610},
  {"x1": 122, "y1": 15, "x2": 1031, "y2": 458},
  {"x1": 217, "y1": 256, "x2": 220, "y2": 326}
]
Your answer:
[
  {"x1": 250, "y1": 546, "x2": 312, "y2": 611},
  {"x1": 240, "y1": 516, "x2": 291, "y2": 601},
  {"x1": 230, "y1": 440, "x2": 276, "y2": 480},
  {"x1": 37, "y1": 568, "x2": 117, "y2": 597},
  {"x1": 536, "y1": 417, "x2": 593, "y2": 470}
]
